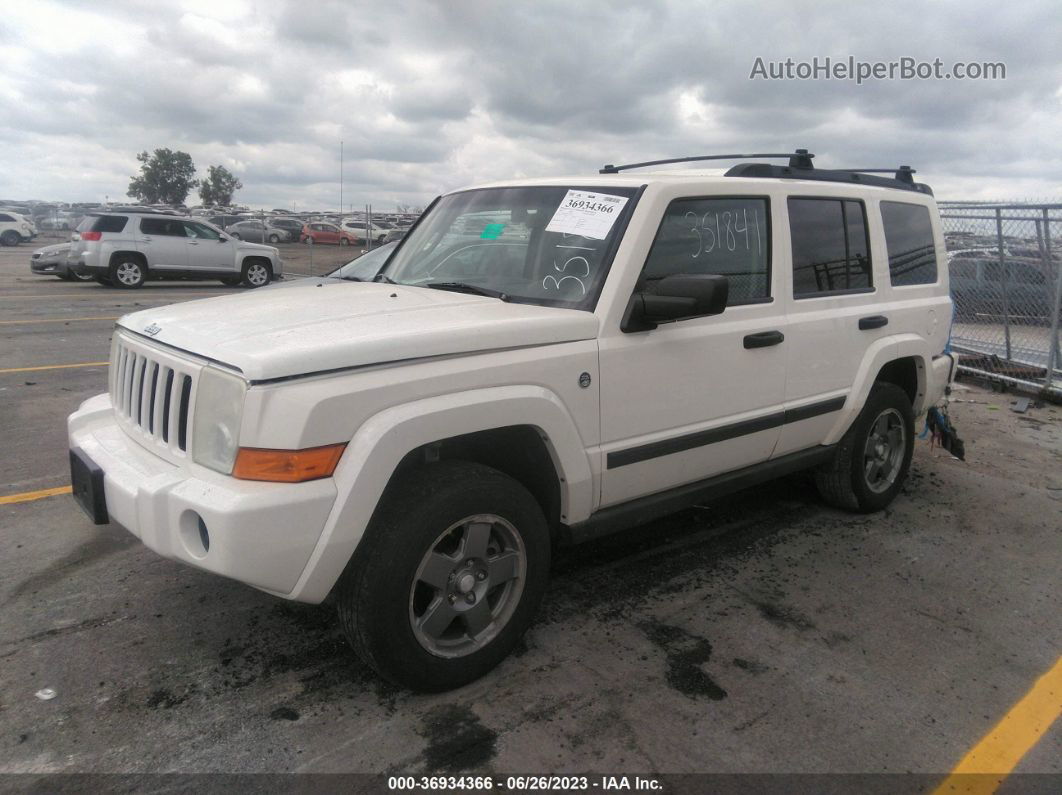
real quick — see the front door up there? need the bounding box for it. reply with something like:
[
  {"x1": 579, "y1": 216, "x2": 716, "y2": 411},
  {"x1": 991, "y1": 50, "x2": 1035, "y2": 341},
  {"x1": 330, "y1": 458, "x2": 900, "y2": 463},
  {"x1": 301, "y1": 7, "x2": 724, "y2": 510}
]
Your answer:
[{"x1": 598, "y1": 194, "x2": 787, "y2": 507}]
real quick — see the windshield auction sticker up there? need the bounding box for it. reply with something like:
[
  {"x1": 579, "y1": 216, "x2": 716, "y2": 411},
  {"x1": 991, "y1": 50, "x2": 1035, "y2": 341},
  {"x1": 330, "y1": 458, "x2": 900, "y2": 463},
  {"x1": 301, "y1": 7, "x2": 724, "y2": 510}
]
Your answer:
[{"x1": 544, "y1": 190, "x2": 629, "y2": 239}]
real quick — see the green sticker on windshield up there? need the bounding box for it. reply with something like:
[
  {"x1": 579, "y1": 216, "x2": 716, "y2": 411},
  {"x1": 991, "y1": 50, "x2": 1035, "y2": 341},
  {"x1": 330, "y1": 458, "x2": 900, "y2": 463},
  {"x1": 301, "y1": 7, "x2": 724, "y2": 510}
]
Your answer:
[{"x1": 480, "y1": 223, "x2": 504, "y2": 240}]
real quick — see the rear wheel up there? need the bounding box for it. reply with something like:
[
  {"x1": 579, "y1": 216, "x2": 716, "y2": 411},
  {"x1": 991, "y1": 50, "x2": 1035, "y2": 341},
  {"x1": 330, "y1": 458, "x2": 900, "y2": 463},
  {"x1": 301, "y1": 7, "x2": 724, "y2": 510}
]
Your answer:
[
  {"x1": 110, "y1": 257, "x2": 146, "y2": 289},
  {"x1": 339, "y1": 238, "x2": 349, "y2": 246},
  {"x1": 337, "y1": 461, "x2": 550, "y2": 692},
  {"x1": 0, "y1": 230, "x2": 19, "y2": 246},
  {"x1": 815, "y1": 382, "x2": 914, "y2": 513},
  {"x1": 241, "y1": 259, "x2": 271, "y2": 288},
  {"x1": 71, "y1": 269, "x2": 95, "y2": 282}
]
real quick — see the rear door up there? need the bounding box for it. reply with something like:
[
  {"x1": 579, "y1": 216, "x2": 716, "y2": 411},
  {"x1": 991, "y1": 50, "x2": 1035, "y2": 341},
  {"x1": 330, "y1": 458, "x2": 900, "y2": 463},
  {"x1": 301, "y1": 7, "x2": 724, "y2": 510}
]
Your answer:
[
  {"x1": 137, "y1": 217, "x2": 189, "y2": 272},
  {"x1": 774, "y1": 195, "x2": 879, "y2": 457}
]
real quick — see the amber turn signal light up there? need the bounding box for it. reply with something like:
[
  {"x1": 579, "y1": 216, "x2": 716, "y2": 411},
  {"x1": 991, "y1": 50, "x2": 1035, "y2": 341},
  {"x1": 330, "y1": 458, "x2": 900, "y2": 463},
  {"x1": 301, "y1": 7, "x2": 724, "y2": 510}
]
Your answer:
[{"x1": 232, "y1": 443, "x2": 346, "y2": 483}]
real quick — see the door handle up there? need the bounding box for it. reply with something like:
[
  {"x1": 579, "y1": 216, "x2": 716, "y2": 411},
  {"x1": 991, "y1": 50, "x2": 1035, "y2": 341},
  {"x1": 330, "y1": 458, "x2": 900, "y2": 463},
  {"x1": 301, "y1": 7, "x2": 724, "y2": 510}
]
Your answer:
[
  {"x1": 858, "y1": 315, "x2": 889, "y2": 330},
  {"x1": 743, "y1": 330, "x2": 785, "y2": 349}
]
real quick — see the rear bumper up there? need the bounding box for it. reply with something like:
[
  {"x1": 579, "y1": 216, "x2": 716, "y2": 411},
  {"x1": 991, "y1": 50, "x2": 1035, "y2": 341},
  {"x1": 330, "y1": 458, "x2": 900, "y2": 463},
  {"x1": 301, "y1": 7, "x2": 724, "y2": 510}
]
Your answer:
[
  {"x1": 67, "y1": 393, "x2": 338, "y2": 598},
  {"x1": 928, "y1": 352, "x2": 958, "y2": 408}
]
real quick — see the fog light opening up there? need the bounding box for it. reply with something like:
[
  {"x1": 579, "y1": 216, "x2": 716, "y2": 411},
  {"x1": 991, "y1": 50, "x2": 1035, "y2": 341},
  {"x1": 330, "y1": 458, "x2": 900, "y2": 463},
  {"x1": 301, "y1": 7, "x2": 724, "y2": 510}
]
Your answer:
[{"x1": 179, "y1": 510, "x2": 210, "y2": 559}]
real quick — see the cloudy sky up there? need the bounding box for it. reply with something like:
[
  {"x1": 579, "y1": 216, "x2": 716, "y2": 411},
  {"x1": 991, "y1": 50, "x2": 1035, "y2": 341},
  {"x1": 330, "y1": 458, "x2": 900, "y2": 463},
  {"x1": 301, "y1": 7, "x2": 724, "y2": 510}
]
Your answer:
[{"x1": 1, "y1": 0, "x2": 1059, "y2": 210}]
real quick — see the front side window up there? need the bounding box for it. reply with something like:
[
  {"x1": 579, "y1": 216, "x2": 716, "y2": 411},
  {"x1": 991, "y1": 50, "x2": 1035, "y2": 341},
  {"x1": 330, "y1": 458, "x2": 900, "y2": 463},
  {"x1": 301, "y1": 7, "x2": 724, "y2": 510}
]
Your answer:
[
  {"x1": 641, "y1": 197, "x2": 770, "y2": 305},
  {"x1": 140, "y1": 217, "x2": 186, "y2": 237},
  {"x1": 0, "y1": 213, "x2": 12, "y2": 222},
  {"x1": 789, "y1": 198, "x2": 872, "y2": 297},
  {"x1": 382, "y1": 185, "x2": 638, "y2": 309},
  {"x1": 184, "y1": 221, "x2": 221, "y2": 240},
  {"x1": 881, "y1": 201, "x2": 938, "y2": 286}
]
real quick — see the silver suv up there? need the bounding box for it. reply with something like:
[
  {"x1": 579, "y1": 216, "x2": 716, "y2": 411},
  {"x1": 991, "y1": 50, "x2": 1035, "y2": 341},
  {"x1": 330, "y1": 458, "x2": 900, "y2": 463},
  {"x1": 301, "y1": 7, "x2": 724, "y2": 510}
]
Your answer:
[{"x1": 71, "y1": 212, "x2": 283, "y2": 289}]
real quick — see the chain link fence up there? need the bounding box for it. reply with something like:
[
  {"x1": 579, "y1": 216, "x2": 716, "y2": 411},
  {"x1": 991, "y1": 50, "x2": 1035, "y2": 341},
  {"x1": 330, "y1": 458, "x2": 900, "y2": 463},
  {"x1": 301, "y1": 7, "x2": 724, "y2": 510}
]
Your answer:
[{"x1": 939, "y1": 201, "x2": 1062, "y2": 397}]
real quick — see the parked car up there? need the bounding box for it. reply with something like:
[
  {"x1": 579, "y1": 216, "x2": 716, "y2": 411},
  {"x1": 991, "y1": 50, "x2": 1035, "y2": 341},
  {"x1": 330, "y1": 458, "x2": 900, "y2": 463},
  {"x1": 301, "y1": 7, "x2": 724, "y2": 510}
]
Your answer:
[
  {"x1": 227, "y1": 220, "x2": 293, "y2": 244},
  {"x1": 0, "y1": 211, "x2": 37, "y2": 245},
  {"x1": 382, "y1": 226, "x2": 410, "y2": 243},
  {"x1": 206, "y1": 214, "x2": 251, "y2": 230},
  {"x1": 327, "y1": 241, "x2": 398, "y2": 281},
  {"x1": 300, "y1": 221, "x2": 359, "y2": 245},
  {"x1": 70, "y1": 211, "x2": 282, "y2": 288},
  {"x1": 949, "y1": 257, "x2": 1057, "y2": 322},
  {"x1": 263, "y1": 217, "x2": 306, "y2": 239},
  {"x1": 340, "y1": 220, "x2": 387, "y2": 244},
  {"x1": 30, "y1": 242, "x2": 94, "y2": 281},
  {"x1": 68, "y1": 153, "x2": 956, "y2": 692}
]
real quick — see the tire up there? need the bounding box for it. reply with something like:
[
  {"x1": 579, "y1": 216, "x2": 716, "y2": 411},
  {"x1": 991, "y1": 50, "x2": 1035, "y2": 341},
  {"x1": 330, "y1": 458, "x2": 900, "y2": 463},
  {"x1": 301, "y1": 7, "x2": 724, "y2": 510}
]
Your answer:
[
  {"x1": 305, "y1": 236, "x2": 315, "y2": 245},
  {"x1": 1, "y1": 230, "x2": 19, "y2": 246},
  {"x1": 339, "y1": 237, "x2": 350, "y2": 246},
  {"x1": 240, "y1": 259, "x2": 272, "y2": 288},
  {"x1": 109, "y1": 256, "x2": 146, "y2": 289},
  {"x1": 231, "y1": 233, "x2": 241, "y2": 240},
  {"x1": 815, "y1": 382, "x2": 915, "y2": 513},
  {"x1": 268, "y1": 234, "x2": 280, "y2": 243},
  {"x1": 219, "y1": 276, "x2": 241, "y2": 286},
  {"x1": 70, "y1": 269, "x2": 95, "y2": 282},
  {"x1": 337, "y1": 461, "x2": 551, "y2": 692}
]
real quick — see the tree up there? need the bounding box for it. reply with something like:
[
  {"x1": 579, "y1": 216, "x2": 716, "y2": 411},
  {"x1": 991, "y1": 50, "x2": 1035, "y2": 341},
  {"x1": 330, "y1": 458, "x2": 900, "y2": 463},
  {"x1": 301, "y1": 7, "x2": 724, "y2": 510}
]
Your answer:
[
  {"x1": 198, "y1": 165, "x2": 243, "y2": 207},
  {"x1": 127, "y1": 149, "x2": 198, "y2": 205}
]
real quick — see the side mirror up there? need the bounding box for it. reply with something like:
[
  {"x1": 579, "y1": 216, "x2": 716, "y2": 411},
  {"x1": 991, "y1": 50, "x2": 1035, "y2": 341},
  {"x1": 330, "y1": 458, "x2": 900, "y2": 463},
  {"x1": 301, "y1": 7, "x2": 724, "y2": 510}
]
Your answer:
[{"x1": 622, "y1": 274, "x2": 728, "y2": 332}]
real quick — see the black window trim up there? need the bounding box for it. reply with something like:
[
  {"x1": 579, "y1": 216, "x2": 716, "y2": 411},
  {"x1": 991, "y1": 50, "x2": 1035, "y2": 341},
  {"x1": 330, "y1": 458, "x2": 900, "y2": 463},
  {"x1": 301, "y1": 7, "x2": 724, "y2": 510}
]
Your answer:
[
  {"x1": 788, "y1": 195, "x2": 875, "y2": 300},
  {"x1": 635, "y1": 193, "x2": 775, "y2": 315}
]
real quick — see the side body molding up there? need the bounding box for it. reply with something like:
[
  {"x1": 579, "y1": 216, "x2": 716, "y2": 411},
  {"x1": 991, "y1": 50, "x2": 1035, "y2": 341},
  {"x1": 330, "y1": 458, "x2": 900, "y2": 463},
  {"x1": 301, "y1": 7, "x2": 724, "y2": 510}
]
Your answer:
[{"x1": 286, "y1": 385, "x2": 593, "y2": 603}]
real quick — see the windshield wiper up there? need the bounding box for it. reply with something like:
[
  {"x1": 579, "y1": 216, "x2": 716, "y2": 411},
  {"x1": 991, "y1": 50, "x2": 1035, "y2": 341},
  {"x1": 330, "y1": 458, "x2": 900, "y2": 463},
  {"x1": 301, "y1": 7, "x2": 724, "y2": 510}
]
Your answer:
[
  {"x1": 340, "y1": 275, "x2": 363, "y2": 281},
  {"x1": 373, "y1": 273, "x2": 396, "y2": 284},
  {"x1": 424, "y1": 282, "x2": 510, "y2": 301}
]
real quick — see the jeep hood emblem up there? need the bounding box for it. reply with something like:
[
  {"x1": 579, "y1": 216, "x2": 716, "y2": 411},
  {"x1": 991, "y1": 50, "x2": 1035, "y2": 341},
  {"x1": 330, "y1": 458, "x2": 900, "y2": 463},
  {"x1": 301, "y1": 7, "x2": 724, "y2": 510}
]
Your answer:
[{"x1": 143, "y1": 323, "x2": 162, "y2": 337}]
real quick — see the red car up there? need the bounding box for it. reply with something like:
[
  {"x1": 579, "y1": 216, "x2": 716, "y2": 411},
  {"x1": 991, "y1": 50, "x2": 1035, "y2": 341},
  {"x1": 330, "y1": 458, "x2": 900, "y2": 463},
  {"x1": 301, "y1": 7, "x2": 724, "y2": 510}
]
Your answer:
[{"x1": 300, "y1": 222, "x2": 360, "y2": 245}]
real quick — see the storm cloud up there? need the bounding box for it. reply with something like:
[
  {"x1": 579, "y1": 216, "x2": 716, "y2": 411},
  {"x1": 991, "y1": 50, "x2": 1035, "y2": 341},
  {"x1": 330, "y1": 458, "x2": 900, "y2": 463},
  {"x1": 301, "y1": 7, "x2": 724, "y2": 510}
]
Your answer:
[{"x1": 1, "y1": 0, "x2": 1059, "y2": 209}]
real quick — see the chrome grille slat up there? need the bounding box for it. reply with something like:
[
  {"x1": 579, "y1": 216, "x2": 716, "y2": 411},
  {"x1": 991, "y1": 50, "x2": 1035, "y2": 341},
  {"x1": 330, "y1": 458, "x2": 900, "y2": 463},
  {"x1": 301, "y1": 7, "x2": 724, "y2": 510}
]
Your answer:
[{"x1": 109, "y1": 335, "x2": 199, "y2": 459}]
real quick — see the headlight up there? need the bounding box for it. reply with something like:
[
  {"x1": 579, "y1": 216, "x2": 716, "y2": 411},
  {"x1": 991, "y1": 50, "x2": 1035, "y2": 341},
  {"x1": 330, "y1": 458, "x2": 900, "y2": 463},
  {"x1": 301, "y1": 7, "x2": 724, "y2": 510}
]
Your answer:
[{"x1": 192, "y1": 366, "x2": 246, "y2": 474}]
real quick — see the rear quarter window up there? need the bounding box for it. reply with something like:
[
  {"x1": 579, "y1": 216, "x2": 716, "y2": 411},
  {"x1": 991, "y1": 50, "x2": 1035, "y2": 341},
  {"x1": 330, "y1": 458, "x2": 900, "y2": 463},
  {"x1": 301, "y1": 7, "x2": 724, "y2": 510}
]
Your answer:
[
  {"x1": 881, "y1": 202, "x2": 938, "y2": 286},
  {"x1": 92, "y1": 215, "x2": 129, "y2": 233}
]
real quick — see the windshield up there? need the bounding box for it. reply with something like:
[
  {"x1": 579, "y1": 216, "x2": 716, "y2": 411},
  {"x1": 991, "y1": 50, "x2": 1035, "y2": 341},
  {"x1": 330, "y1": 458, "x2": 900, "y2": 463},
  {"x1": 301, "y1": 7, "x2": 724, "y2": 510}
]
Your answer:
[
  {"x1": 380, "y1": 185, "x2": 638, "y2": 309},
  {"x1": 330, "y1": 242, "x2": 398, "y2": 280}
]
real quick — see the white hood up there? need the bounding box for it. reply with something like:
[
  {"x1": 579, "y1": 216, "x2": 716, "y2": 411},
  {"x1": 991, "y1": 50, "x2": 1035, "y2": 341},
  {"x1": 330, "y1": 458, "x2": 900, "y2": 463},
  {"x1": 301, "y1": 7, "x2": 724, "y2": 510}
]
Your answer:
[{"x1": 117, "y1": 280, "x2": 599, "y2": 381}]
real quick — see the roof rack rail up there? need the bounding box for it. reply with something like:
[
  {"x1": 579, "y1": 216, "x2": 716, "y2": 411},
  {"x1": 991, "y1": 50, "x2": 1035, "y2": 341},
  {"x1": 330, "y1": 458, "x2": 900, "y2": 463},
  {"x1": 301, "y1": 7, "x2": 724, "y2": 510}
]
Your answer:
[
  {"x1": 600, "y1": 149, "x2": 931, "y2": 194},
  {"x1": 600, "y1": 150, "x2": 815, "y2": 174}
]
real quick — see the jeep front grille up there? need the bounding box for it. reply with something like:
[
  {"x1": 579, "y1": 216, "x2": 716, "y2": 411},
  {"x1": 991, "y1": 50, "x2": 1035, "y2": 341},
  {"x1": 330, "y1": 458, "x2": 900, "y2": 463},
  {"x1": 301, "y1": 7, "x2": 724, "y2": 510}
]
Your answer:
[{"x1": 110, "y1": 335, "x2": 199, "y2": 455}]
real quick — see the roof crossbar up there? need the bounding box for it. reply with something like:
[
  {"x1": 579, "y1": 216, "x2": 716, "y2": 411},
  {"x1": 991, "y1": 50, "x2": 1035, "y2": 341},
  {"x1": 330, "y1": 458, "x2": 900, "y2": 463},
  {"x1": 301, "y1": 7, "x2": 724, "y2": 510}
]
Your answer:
[{"x1": 600, "y1": 149, "x2": 815, "y2": 174}]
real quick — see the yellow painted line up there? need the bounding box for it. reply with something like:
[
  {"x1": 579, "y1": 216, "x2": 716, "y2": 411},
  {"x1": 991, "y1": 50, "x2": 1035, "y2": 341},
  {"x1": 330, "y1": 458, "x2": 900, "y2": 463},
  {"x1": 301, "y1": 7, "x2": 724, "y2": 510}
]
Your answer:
[
  {"x1": 0, "y1": 316, "x2": 119, "y2": 325},
  {"x1": 933, "y1": 655, "x2": 1062, "y2": 794},
  {"x1": 0, "y1": 485, "x2": 72, "y2": 505},
  {"x1": 0, "y1": 361, "x2": 108, "y2": 374}
]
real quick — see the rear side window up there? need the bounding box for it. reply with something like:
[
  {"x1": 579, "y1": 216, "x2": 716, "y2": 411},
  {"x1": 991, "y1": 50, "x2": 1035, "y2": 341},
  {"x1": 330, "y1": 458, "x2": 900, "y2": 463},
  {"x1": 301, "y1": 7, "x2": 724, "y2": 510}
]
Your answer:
[
  {"x1": 91, "y1": 215, "x2": 128, "y2": 233},
  {"x1": 641, "y1": 197, "x2": 771, "y2": 305},
  {"x1": 788, "y1": 198, "x2": 872, "y2": 297},
  {"x1": 881, "y1": 201, "x2": 938, "y2": 286}
]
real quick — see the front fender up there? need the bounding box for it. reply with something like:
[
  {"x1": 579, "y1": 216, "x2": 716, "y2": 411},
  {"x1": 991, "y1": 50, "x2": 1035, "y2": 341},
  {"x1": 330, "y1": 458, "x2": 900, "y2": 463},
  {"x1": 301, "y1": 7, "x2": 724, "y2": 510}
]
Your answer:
[{"x1": 286, "y1": 384, "x2": 592, "y2": 603}]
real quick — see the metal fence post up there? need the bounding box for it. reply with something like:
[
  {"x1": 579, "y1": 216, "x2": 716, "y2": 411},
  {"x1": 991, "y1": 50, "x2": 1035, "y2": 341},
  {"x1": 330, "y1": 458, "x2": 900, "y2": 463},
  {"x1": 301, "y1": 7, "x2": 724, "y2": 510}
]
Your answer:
[
  {"x1": 995, "y1": 208, "x2": 1012, "y2": 361},
  {"x1": 1045, "y1": 209, "x2": 1062, "y2": 390}
]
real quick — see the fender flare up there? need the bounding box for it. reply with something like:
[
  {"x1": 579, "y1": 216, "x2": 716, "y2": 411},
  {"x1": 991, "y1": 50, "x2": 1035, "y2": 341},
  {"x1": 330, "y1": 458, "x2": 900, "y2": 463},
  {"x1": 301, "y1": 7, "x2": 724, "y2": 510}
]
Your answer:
[
  {"x1": 286, "y1": 384, "x2": 592, "y2": 603},
  {"x1": 822, "y1": 334, "x2": 929, "y2": 445}
]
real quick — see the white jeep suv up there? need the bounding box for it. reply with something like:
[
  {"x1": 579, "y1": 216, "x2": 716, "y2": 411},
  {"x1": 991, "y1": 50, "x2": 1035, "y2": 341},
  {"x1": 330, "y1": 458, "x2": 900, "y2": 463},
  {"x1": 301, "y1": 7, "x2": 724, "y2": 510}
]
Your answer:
[
  {"x1": 71, "y1": 211, "x2": 283, "y2": 288},
  {"x1": 68, "y1": 152, "x2": 956, "y2": 691}
]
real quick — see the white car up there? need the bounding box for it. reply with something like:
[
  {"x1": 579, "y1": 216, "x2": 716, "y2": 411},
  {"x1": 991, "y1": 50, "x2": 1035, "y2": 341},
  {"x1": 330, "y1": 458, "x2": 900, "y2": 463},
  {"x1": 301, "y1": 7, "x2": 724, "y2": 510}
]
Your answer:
[
  {"x1": 70, "y1": 211, "x2": 283, "y2": 288},
  {"x1": 0, "y1": 210, "x2": 37, "y2": 246},
  {"x1": 69, "y1": 152, "x2": 956, "y2": 691}
]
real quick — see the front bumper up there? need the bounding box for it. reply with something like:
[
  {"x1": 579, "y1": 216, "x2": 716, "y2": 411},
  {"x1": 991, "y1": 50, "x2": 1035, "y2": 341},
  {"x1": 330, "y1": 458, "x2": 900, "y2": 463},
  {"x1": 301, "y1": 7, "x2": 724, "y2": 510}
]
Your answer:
[{"x1": 68, "y1": 393, "x2": 338, "y2": 597}]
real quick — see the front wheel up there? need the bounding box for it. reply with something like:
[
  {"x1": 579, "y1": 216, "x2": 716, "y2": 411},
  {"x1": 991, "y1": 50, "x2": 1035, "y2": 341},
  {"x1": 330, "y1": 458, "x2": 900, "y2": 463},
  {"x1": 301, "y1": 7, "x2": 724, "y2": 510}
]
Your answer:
[
  {"x1": 337, "y1": 461, "x2": 550, "y2": 692},
  {"x1": 240, "y1": 259, "x2": 272, "y2": 288},
  {"x1": 815, "y1": 382, "x2": 915, "y2": 513},
  {"x1": 0, "y1": 230, "x2": 19, "y2": 246},
  {"x1": 268, "y1": 234, "x2": 280, "y2": 243},
  {"x1": 339, "y1": 237, "x2": 349, "y2": 246}
]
